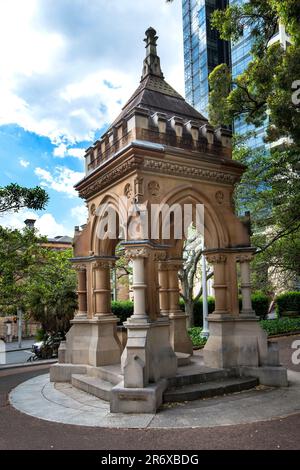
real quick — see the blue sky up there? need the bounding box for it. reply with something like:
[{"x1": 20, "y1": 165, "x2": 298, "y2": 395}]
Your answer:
[{"x1": 0, "y1": 0, "x2": 184, "y2": 236}]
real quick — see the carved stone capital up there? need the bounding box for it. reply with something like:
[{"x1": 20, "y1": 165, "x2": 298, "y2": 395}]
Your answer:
[
  {"x1": 153, "y1": 250, "x2": 167, "y2": 261},
  {"x1": 206, "y1": 254, "x2": 227, "y2": 264},
  {"x1": 72, "y1": 263, "x2": 87, "y2": 272},
  {"x1": 237, "y1": 254, "x2": 253, "y2": 263},
  {"x1": 92, "y1": 259, "x2": 115, "y2": 269},
  {"x1": 125, "y1": 247, "x2": 150, "y2": 260}
]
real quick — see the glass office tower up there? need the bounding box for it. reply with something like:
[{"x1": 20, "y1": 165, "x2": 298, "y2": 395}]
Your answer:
[
  {"x1": 182, "y1": 0, "x2": 230, "y2": 117},
  {"x1": 182, "y1": 0, "x2": 265, "y2": 148}
]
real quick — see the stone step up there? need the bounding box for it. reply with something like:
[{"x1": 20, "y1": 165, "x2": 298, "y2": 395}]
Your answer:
[
  {"x1": 163, "y1": 377, "x2": 259, "y2": 403},
  {"x1": 88, "y1": 365, "x2": 123, "y2": 385},
  {"x1": 168, "y1": 368, "x2": 232, "y2": 388},
  {"x1": 176, "y1": 352, "x2": 192, "y2": 367},
  {"x1": 71, "y1": 374, "x2": 113, "y2": 401}
]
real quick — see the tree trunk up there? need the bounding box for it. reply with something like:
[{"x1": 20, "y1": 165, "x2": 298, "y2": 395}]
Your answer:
[{"x1": 185, "y1": 300, "x2": 194, "y2": 328}]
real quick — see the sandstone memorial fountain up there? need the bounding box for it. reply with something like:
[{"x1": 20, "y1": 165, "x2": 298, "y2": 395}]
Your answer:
[{"x1": 50, "y1": 28, "x2": 287, "y2": 414}]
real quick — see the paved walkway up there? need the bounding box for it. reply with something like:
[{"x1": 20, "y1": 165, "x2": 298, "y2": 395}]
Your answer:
[{"x1": 1, "y1": 335, "x2": 300, "y2": 449}]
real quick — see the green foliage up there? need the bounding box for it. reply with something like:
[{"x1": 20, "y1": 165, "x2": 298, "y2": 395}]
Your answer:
[
  {"x1": 111, "y1": 300, "x2": 134, "y2": 324},
  {"x1": 0, "y1": 183, "x2": 48, "y2": 214},
  {"x1": 0, "y1": 226, "x2": 46, "y2": 313},
  {"x1": 188, "y1": 327, "x2": 207, "y2": 348},
  {"x1": 260, "y1": 317, "x2": 300, "y2": 336},
  {"x1": 208, "y1": 1, "x2": 300, "y2": 289},
  {"x1": 276, "y1": 292, "x2": 300, "y2": 316},
  {"x1": 26, "y1": 248, "x2": 77, "y2": 335}
]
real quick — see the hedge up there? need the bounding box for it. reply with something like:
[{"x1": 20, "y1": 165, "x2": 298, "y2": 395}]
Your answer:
[
  {"x1": 111, "y1": 300, "x2": 133, "y2": 324},
  {"x1": 260, "y1": 317, "x2": 300, "y2": 336},
  {"x1": 112, "y1": 291, "x2": 269, "y2": 326},
  {"x1": 276, "y1": 292, "x2": 300, "y2": 317}
]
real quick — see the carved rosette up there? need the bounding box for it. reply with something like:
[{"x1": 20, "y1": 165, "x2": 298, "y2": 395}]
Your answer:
[
  {"x1": 148, "y1": 180, "x2": 160, "y2": 196},
  {"x1": 215, "y1": 190, "x2": 224, "y2": 204}
]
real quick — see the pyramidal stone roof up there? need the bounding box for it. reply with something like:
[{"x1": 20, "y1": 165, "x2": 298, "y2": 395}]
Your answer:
[{"x1": 108, "y1": 27, "x2": 207, "y2": 130}]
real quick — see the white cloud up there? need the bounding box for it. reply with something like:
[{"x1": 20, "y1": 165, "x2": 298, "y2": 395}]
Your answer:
[
  {"x1": 35, "y1": 166, "x2": 84, "y2": 197},
  {"x1": 0, "y1": 0, "x2": 184, "y2": 145},
  {"x1": 71, "y1": 204, "x2": 88, "y2": 225},
  {"x1": 0, "y1": 209, "x2": 71, "y2": 237},
  {"x1": 19, "y1": 159, "x2": 30, "y2": 168},
  {"x1": 53, "y1": 143, "x2": 85, "y2": 159}
]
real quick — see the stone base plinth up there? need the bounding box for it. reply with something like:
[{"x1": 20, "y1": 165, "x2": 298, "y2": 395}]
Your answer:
[
  {"x1": 169, "y1": 312, "x2": 193, "y2": 355},
  {"x1": 121, "y1": 317, "x2": 177, "y2": 386},
  {"x1": 55, "y1": 316, "x2": 121, "y2": 367},
  {"x1": 203, "y1": 314, "x2": 287, "y2": 386},
  {"x1": 110, "y1": 379, "x2": 167, "y2": 414},
  {"x1": 239, "y1": 366, "x2": 288, "y2": 387},
  {"x1": 50, "y1": 363, "x2": 88, "y2": 382}
]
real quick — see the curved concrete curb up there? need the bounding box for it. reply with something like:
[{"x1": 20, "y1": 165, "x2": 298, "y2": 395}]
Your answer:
[{"x1": 9, "y1": 371, "x2": 300, "y2": 429}]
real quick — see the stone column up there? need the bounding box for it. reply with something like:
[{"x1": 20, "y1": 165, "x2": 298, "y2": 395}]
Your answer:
[
  {"x1": 127, "y1": 248, "x2": 149, "y2": 322},
  {"x1": 168, "y1": 259, "x2": 193, "y2": 355},
  {"x1": 237, "y1": 253, "x2": 256, "y2": 317},
  {"x1": 120, "y1": 244, "x2": 177, "y2": 388},
  {"x1": 206, "y1": 254, "x2": 228, "y2": 315},
  {"x1": 158, "y1": 261, "x2": 169, "y2": 317},
  {"x1": 93, "y1": 259, "x2": 113, "y2": 317},
  {"x1": 73, "y1": 264, "x2": 87, "y2": 318}
]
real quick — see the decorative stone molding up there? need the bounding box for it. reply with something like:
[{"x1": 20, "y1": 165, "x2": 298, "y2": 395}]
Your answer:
[
  {"x1": 143, "y1": 159, "x2": 237, "y2": 185},
  {"x1": 78, "y1": 159, "x2": 140, "y2": 199},
  {"x1": 206, "y1": 254, "x2": 227, "y2": 264}
]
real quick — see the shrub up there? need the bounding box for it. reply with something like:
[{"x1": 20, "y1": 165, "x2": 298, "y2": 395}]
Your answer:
[
  {"x1": 276, "y1": 292, "x2": 300, "y2": 317},
  {"x1": 188, "y1": 327, "x2": 207, "y2": 348},
  {"x1": 111, "y1": 300, "x2": 133, "y2": 324},
  {"x1": 260, "y1": 317, "x2": 300, "y2": 336}
]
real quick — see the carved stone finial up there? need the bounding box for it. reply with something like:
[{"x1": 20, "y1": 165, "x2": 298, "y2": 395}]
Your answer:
[{"x1": 141, "y1": 27, "x2": 164, "y2": 80}]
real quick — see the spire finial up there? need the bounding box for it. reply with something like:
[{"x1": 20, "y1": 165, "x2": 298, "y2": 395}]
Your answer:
[{"x1": 141, "y1": 27, "x2": 164, "y2": 81}]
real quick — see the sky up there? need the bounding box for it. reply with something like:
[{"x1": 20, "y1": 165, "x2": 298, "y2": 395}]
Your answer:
[{"x1": 0, "y1": 0, "x2": 184, "y2": 237}]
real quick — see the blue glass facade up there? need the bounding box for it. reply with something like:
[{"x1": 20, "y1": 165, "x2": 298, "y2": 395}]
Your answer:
[
  {"x1": 229, "y1": 0, "x2": 266, "y2": 149},
  {"x1": 182, "y1": 0, "x2": 267, "y2": 149},
  {"x1": 182, "y1": 0, "x2": 230, "y2": 117}
]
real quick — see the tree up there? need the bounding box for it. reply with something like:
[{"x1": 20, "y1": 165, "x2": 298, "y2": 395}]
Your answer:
[
  {"x1": 25, "y1": 248, "x2": 77, "y2": 336},
  {"x1": 0, "y1": 226, "x2": 77, "y2": 335},
  {"x1": 0, "y1": 183, "x2": 49, "y2": 214},
  {"x1": 178, "y1": 228, "x2": 213, "y2": 327},
  {"x1": 0, "y1": 226, "x2": 46, "y2": 314},
  {"x1": 208, "y1": 0, "x2": 300, "y2": 291},
  {"x1": 209, "y1": 0, "x2": 300, "y2": 146}
]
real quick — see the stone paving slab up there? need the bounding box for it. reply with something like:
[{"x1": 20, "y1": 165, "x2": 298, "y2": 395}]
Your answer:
[{"x1": 9, "y1": 370, "x2": 300, "y2": 429}]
